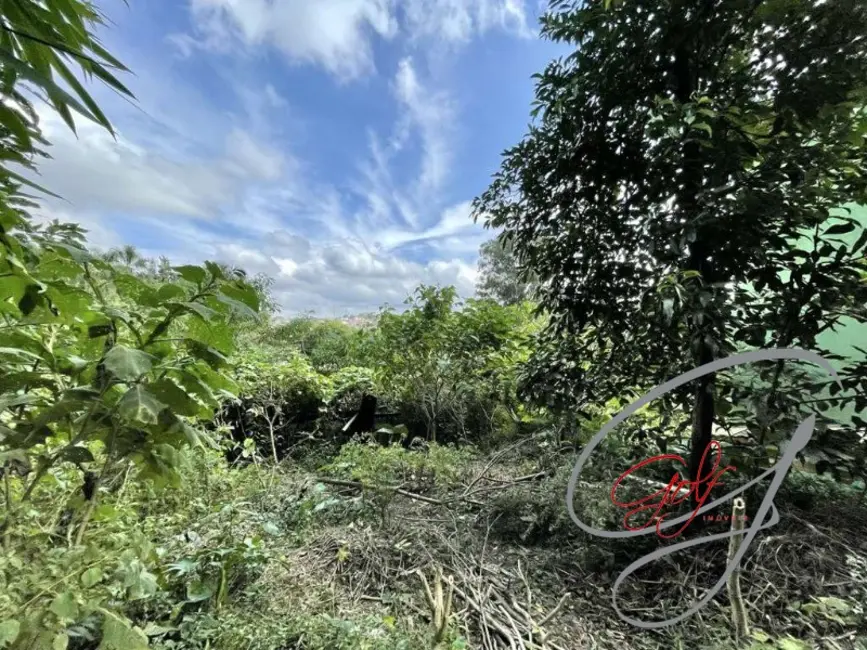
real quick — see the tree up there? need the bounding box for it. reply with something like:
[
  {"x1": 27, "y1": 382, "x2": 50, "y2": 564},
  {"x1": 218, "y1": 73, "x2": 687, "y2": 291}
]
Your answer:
[
  {"x1": 104, "y1": 244, "x2": 146, "y2": 270},
  {"x1": 476, "y1": 234, "x2": 537, "y2": 305},
  {"x1": 474, "y1": 0, "x2": 867, "y2": 500},
  {"x1": 0, "y1": 0, "x2": 131, "y2": 193},
  {"x1": 0, "y1": 0, "x2": 264, "y2": 558}
]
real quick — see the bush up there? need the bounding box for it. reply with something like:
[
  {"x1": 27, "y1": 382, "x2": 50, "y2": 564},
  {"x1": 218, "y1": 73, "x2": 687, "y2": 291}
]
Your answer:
[
  {"x1": 269, "y1": 317, "x2": 374, "y2": 373},
  {"x1": 321, "y1": 439, "x2": 475, "y2": 494},
  {"x1": 324, "y1": 366, "x2": 378, "y2": 418},
  {"x1": 221, "y1": 351, "x2": 331, "y2": 462}
]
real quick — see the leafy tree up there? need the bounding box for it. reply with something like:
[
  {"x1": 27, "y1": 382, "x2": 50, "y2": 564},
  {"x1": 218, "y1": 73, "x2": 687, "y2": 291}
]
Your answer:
[
  {"x1": 0, "y1": 2, "x2": 266, "y2": 644},
  {"x1": 376, "y1": 286, "x2": 538, "y2": 443},
  {"x1": 0, "y1": 0, "x2": 131, "y2": 194},
  {"x1": 474, "y1": 0, "x2": 867, "y2": 497},
  {"x1": 271, "y1": 316, "x2": 364, "y2": 372},
  {"x1": 476, "y1": 234, "x2": 537, "y2": 305}
]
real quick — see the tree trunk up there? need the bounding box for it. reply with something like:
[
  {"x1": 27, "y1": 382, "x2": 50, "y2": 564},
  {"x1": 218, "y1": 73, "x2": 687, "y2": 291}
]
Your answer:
[
  {"x1": 690, "y1": 342, "x2": 715, "y2": 510},
  {"x1": 672, "y1": 32, "x2": 718, "y2": 512}
]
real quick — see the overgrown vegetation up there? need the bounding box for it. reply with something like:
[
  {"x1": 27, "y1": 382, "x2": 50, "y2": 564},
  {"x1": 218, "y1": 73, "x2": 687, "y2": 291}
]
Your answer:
[{"x1": 1, "y1": 1, "x2": 866, "y2": 649}]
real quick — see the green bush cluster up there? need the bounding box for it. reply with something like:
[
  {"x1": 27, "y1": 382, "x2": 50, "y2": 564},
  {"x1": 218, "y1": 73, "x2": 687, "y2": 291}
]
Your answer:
[{"x1": 221, "y1": 286, "x2": 542, "y2": 459}]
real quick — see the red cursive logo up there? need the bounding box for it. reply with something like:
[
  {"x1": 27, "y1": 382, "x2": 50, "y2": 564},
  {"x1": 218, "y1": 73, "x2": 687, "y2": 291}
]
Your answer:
[{"x1": 610, "y1": 441, "x2": 736, "y2": 539}]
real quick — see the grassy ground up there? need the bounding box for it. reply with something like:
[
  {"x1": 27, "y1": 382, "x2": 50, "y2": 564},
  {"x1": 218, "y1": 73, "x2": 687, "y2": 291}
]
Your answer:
[{"x1": 163, "y1": 438, "x2": 867, "y2": 650}]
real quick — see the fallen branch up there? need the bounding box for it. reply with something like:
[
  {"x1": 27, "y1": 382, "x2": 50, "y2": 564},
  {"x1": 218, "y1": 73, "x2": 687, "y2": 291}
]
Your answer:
[
  {"x1": 316, "y1": 476, "x2": 484, "y2": 507},
  {"x1": 462, "y1": 438, "x2": 532, "y2": 497}
]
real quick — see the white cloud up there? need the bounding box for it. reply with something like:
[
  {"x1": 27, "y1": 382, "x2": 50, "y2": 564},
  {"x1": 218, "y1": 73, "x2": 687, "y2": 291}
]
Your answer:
[
  {"x1": 176, "y1": 0, "x2": 533, "y2": 80},
  {"x1": 253, "y1": 234, "x2": 479, "y2": 315},
  {"x1": 377, "y1": 200, "x2": 483, "y2": 250},
  {"x1": 30, "y1": 106, "x2": 285, "y2": 221},
  {"x1": 393, "y1": 57, "x2": 455, "y2": 196},
  {"x1": 352, "y1": 58, "x2": 457, "y2": 234},
  {"x1": 224, "y1": 128, "x2": 285, "y2": 181},
  {"x1": 185, "y1": 0, "x2": 398, "y2": 79},
  {"x1": 401, "y1": 0, "x2": 533, "y2": 44}
]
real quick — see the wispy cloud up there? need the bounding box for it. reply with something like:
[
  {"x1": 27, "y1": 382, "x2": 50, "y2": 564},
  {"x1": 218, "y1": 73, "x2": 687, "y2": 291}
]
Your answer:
[
  {"x1": 180, "y1": 0, "x2": 398, "y2": 79},
  {"x1": 21, "y1": 0, "x2": 541, "y2": 314}
]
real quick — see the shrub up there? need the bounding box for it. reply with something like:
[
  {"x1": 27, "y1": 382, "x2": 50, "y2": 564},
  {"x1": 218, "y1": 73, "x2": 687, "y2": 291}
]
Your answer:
[{"x1": 221, "y1": 351, "x2": 331, "y2": 462}]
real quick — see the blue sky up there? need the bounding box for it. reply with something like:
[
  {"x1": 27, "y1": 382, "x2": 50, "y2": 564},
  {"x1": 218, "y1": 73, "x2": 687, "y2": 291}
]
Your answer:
[{"x1": 31, "y1": 0, "x2": 567, "y2": 315}]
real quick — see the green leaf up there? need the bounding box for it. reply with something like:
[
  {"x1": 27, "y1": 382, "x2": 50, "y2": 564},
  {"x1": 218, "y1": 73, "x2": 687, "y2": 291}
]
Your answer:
[
  {"x1": 3, "y1": 169, "x2": 63, "y2": 199},
  {"x1": 170, "y1": 301, "x2": 216, "y2": 322},
  {"x1": 184, "y1": 340, "x2": 229, "y2": 369},
  {"x1": 0, "y1": 347, "x2": 44, "y2": 364},
  {"x1": 142, "y1": 623, "x2": 176, "y2": 637},
  {"x1": 51, "y1": 242, "x2": 92, "y2": 264},
  {"x1": 220, "y1": 282, "x2": 260, "y2": 312},
  {"x1": 53, "y1": 632, "x2": 69, "y2": 650},
  {"x1": 0, "y1": 393, "x2": 38, "y2": 412},
  {"x1": 825, "y1": 222, "x2": 856, "y2": 236},
  {"x1": 173, "y1": 265, "x2": 206, "y2": 286},
  {"x1": 97, "y1": 609, "x2": 149, "y2": 650},
  {"x1": 147, "y1": 378, "x2": 201, "y2": 417},
  {"x1": 50, "y1": 592, "x2": 79, "y2": 621},
  {"x1": 750, "y1": 630, "x2": 771, "y2": 643},
  {"x1": 214, "y1": 293, "x2": 257, "y2": 320},
  {"x1": 204, "y1": 261, "x2": 225, "y2": 280},
  {"x1": 57, "y1": 446, "x2": 95, "y2": 464},
  {"x1": 154, "y1": 283, "x2": 186, "y2": 304},
  {"x1": 0, "y1": 52, "x2": 99, "y2": 129},
  {"x1": 692, "y1": 122, "x2": 713, "y2": 137},
  {"x1": 81, "y1": 567, "x2": 103, "y2": 588},
  {"x1": 262, "y1": 522, "x2": 281, "y2": 536},
  {"x1": 103, "y1": 346, "x2": 155, "y2": 382},
  {"x1": 777, "y1": 638, "x2": 811, "y2": 650},
  {"x1": 118, "y1": 385, "x2": 166, "y2": 425},
  {"x1": 186, "y1": 579, "x2": 215, "y2": 603},
  {"x1": 0, "y1": 619, "x2": 20, "y2": 648},
  {"x1": 817, "y1": 596, "x2": 852, "y2": 613}
]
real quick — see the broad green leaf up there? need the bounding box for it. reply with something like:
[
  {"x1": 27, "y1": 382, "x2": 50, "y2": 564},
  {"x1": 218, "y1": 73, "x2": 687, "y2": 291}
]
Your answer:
[
  {"x1": 0, "y1": 619, "x2": 20, "y2": 647},
  {"x1": 173, "y1": 265, "x2": 206, "y2": 286},
  {"x1": 262, "y1": 522, "x2": 281, "y2": 536},
  {"x1": 97, "y1": 609, "x2": 149, "y2": 650},
  {"x1": 103, "y1": 346, "x2": 155, "y2": 382},
  {"x1": 184, "y1": 339, "x2": 228, "y2": 369},
  {"x1": 147, "y1": 378, "x2": 201, "y2": 417},
  {"x1": 220, "y1": 282, "x2": 260, "y2": 312},
  {"x1": 155, "y1": 284, "x2": 186, "y2": 304},
  {"x1": 170, "y1": 301, "x2": 216, "y2": 322},
  {"x1": 0, "y1": 393, "x2": 38, "y2": 411},
  {"x1": 825, "y1": 222, "x2": 856, "y2": 236},
  {"x1": 52, "y1": 632, "x2": 69, "y2": 650},
  {"x1": 57, "y1": 445, "x2": 95, "y2": 464},
  {"x1": 51, "y1": 242, "x2": 92, "y2": 264},
  {"x1": 214, "y1": 293, "x2": 257, "y2": 320},
  {"x1": 174, "y1": 370, "x2": 217, "y2": 407},
  {"x1": 186, "y1": 579, "x2": 214, "y2": 603},
  {"x1": 204, "y1": 261, "x2": 225, "y2": 280},
  {"x1": 118, "y1": 386, "x2": 165, "y2": 425},
  {"x1": 142, "y1": 623, "x2": 176, "y2": 637},
  {"x1": 50, "y1": 592, "x2": 79, "y2": 621},
  {"x1": 81, "y1": 567, "x2": 103, "y2": 588},
  {"x1": 0, "y1": 347, "x2": 44, "y2": 363}
]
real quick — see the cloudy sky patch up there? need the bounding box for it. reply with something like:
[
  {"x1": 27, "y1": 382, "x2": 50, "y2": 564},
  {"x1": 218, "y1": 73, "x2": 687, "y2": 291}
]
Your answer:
[{"x1": 29, "y1": 0, "x2": 566, "y2": 315}]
